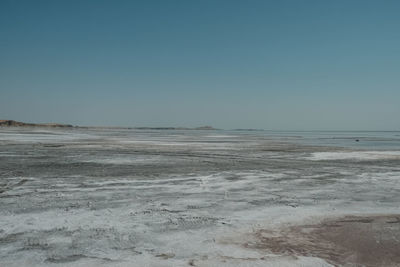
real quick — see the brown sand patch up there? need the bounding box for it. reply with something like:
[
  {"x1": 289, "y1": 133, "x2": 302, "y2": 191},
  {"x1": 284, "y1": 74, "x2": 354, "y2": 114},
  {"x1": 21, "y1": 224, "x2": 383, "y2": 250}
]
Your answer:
[{"x1": 246, "y1": 215, "x2": 400, "y2": 266}]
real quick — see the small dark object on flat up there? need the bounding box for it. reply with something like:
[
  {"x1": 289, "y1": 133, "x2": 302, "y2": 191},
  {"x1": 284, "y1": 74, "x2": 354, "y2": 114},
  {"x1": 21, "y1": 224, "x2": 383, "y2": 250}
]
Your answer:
[{"x1": 355, "y1": 139, "x2": 359, "y2": 142}]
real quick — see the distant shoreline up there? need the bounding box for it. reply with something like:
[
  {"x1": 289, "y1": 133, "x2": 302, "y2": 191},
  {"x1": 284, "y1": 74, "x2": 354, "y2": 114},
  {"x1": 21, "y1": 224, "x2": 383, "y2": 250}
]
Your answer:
[
  {"x1": 0, "y1": 120, "x2": 218, "y2": 131},
  {"x1": 2, "y1": 120, "x2": 397, "y2": 132},
  {"x1": 0, "y1": 120, "x2": 74, "y2": 128}
]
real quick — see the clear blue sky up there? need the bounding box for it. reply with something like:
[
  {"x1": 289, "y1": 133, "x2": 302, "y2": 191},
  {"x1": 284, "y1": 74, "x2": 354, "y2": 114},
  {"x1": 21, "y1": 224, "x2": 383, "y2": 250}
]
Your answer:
[{"x1": 1, "y1": 0, "x2": 399, "y2": 130}]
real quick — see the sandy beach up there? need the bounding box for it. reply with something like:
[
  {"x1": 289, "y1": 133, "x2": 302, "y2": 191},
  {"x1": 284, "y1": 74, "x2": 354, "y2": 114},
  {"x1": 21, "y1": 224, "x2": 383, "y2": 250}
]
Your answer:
[{"x1": 247, "y1": 214, "x2": 400, "y2": 266}]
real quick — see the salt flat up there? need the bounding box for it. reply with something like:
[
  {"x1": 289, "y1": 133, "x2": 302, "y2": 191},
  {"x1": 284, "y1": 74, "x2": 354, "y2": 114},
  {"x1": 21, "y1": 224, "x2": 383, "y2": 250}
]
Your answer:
[{"x1": 1, "y1": 128, "x2": 400, "y2": 266}]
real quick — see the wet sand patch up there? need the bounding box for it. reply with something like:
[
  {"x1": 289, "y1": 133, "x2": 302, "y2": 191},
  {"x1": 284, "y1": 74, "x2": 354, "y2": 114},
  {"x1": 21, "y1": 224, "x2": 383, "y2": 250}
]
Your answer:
[{"x1": 247, "y1": 215, "x2": 400, "y2": 266}]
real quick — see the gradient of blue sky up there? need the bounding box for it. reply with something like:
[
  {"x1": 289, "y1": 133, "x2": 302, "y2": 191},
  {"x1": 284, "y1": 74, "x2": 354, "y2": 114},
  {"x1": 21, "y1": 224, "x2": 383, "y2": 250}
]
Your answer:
[{"x1": 0, "y1": 0, "x2": 399, "y2": 130}]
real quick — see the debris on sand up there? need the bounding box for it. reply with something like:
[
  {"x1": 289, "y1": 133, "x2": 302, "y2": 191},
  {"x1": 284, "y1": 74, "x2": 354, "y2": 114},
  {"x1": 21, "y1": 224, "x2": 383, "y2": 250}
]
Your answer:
[
  {"x1": 0, "y1": 179, "x2": 28, "y2": 194},
  {"x1": 155, "y1": 253, "x2": 175, "y2": 259}
]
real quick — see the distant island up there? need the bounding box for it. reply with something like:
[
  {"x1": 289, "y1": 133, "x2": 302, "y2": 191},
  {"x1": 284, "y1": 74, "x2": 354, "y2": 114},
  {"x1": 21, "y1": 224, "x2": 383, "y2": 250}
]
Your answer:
[
  {"x1": 232, "y1": 128, "x2": 264, "y2": 131},
  {"x1": 0, "y1": 120, "x2": 217, "y2": 130},
  {"x1": 133, "y1": 126, "x2": 216, "y2": 130}
]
